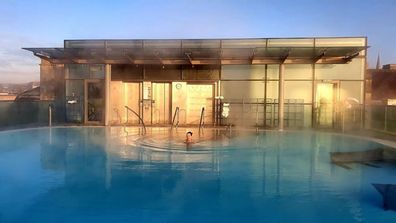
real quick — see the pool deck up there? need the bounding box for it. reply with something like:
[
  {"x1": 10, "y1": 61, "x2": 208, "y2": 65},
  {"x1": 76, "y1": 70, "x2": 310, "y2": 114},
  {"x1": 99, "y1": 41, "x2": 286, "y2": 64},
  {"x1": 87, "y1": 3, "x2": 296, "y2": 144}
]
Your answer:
[{"x1": 342, "y1": 129, "x2": 396, "y2": 149}]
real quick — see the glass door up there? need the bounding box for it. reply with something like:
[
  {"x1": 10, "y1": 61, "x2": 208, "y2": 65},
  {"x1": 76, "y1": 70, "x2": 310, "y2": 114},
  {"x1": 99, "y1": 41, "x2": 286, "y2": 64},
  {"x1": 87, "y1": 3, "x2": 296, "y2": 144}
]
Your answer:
[
  {"x1": 151, "y1": 82, "x2": 171, "y2": 124},
  {"x1": 315, "y1": 82, "x2": 338, "y2": 128},
  {"x1": 85, "y1": 80, "x2": 104, "y2": 124}
]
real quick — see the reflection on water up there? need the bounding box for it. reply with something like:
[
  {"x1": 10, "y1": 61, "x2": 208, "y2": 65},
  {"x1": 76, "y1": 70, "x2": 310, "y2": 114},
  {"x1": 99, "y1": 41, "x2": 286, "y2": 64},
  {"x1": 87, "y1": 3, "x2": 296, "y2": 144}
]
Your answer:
[{"x1": 0, "y1": 127, "x2": 395, "y2": 223}]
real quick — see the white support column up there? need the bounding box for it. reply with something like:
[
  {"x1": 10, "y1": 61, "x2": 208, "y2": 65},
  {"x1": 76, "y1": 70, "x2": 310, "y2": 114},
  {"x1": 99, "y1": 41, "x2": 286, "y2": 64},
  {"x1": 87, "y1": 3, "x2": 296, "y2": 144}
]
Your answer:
[
  {"x1": 104, "y1": 64, "x2": 111, "y2": 126},
  {"x1": 278, "y1": 64, "x2": 285, "y2": 131}
]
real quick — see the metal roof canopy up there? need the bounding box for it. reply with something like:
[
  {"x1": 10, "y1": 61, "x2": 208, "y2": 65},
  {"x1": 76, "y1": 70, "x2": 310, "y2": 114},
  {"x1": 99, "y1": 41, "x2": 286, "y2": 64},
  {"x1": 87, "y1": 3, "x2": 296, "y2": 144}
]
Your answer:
[{"x1": 23, "y1": 38, "x2": 367, "y2": 65}]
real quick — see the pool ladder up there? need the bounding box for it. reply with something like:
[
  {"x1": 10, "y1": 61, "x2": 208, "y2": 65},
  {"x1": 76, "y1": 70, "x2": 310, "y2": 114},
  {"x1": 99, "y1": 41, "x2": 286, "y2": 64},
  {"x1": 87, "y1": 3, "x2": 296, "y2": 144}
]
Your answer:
[
  {"x1": 171, "y1": 107, "x2": 179, "y2": 130},
  {"x1": 199, "y1": 107, "x2": 205, "y2": 133},
  {"x1": 125, "y1": 105, "x2": 146, "y2": 135}
]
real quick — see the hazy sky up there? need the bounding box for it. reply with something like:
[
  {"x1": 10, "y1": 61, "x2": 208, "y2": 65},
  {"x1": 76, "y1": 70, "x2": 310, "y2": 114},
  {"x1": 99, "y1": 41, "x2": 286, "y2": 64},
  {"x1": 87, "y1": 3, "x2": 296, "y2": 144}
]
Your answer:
[{"x1": 0, "y1": 0, "x2": 395, "y2": 83}]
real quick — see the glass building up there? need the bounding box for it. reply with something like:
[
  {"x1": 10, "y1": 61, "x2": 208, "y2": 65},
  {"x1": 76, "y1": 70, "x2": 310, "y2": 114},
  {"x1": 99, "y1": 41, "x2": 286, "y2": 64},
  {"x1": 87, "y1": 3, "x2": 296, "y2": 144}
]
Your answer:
[{"x1": 24, "y1": 37, "x2": 367, "y2": 129}]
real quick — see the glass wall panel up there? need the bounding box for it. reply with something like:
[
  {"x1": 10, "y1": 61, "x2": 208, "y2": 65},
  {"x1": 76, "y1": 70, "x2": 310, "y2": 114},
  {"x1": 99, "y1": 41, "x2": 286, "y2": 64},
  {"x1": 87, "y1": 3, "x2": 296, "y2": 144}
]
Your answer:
[
  {"x1": 284, "y1": 64, "x2": 313, "y2": 80},
  {"x1": 90, "y1": 64, "x2": 105, "y2": 79},
  {"x1": 221, "y1": 81, "x2": 264, "y2": 127},
  {"x1": 66, "y1": 64, "x2": 105, "y2": 79},
  {"x1": 221, "y1": 81, "x2": 264, "y2": 99},
  {"x1": 183, "y1": 65, "x2": 219, "y2": 80},
  {"x1": 144, "y1": 65, "x2": 181, "y2": 80},
  {"x1": 266, "y1": 80, "x2": 279, "y2": 99},
  {"x1": 267, "y1": 65, "x2": 279, "y2": 79},
  {"x1": 221, "y1": 65, "x2": 265, "y2": 80},
  {"x1": 111, "y1": 65, "x2": 143, "y2": 81},
  {"x1": 303, "y1": 105, "x2": 312, "y2": 128},
  {"x1": 315, "y1": 58, "x2": 364, "y2": 80},
  {"x1": 0, "y1": 101, "x2": 54, "y2": 128},
  {"x1": 339, "y1": 81, "x2": 364, "y2": 103},
  {"x1": 284, "y1": 81, "x2": 312, "y2": 103},
  {"x1": 66, "y1": 64, "x2": 90, "y2": 79}
]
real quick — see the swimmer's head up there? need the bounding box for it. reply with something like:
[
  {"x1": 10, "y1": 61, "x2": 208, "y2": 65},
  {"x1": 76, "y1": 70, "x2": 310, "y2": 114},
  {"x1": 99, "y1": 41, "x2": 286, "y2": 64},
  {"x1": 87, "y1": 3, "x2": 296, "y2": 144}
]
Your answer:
[{"x1": 186, "y1": 131, "x2": 193, "y2": 142}]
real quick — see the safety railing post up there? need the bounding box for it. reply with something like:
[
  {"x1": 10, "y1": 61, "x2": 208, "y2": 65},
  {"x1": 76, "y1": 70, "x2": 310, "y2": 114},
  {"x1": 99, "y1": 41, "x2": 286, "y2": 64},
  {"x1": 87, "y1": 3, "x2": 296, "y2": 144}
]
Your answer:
[
  {"x1": 48, "y1": 104, "x2": 52, "y2": 127},
  {"x1": 384, "y1": 105, "x2": 388, "y2": 132}
]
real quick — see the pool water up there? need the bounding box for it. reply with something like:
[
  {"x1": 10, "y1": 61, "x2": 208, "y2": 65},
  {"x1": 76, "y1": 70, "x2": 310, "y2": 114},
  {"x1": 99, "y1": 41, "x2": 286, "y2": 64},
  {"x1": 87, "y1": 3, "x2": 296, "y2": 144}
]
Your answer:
[{"x1": 0, "y1": 127, "x2": 395, "y2": 223}]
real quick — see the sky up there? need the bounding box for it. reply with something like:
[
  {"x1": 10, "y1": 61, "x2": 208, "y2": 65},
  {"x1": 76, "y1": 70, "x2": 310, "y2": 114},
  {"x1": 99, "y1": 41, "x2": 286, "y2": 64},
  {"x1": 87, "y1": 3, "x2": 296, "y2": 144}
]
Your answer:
[{"x1": 0, "y1": 0, "x2": 395, "y2": 83}]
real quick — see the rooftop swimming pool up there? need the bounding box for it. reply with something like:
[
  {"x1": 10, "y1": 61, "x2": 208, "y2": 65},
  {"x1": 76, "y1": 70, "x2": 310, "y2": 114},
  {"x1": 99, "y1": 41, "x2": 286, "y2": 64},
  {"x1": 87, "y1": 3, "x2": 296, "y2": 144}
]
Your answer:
[{"x1": 0, "y1": 127, "x2": 395, "y2": 223}]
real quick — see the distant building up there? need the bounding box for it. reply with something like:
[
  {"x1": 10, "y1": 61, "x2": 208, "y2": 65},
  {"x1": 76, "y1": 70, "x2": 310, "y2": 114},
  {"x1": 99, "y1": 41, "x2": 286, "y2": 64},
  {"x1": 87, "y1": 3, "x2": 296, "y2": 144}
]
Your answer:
[
  {"x1": 0, "y1": 93, "x2": 16, "y2": 101},
  {"x1": 366, "y1": 64, "x2": 396, "y2": 105}
]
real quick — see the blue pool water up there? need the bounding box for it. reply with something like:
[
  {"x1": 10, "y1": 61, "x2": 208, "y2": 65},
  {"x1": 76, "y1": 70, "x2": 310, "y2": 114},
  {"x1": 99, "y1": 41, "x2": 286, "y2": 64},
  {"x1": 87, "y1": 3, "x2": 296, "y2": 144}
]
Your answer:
[{"x1": 0, "y1": 127, "x2": 395, "y2": 223}]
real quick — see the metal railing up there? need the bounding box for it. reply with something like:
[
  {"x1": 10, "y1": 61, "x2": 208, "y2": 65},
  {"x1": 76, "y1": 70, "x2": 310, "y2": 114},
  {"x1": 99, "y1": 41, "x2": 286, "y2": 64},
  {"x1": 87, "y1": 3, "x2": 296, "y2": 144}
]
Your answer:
[
  {"x1": 199, "y1": 107, "x2": 205, "y2": 132},
  {"x1": 171, "y1": 106, "x2": 179, "y2": 130},
  {"x1": 368, "y1": 104, "x2": 396, "y2": 134},
  {"x1": 125, "y1": 105, "x2": 146, "y2": 134}
]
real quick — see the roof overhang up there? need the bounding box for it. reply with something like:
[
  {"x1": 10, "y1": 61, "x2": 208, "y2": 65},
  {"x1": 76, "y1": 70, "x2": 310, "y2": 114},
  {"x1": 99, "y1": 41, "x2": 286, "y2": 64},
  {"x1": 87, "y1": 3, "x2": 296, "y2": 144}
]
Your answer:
[{"x1": 23, "y1": 41, "x2": 367, "y2": 65}]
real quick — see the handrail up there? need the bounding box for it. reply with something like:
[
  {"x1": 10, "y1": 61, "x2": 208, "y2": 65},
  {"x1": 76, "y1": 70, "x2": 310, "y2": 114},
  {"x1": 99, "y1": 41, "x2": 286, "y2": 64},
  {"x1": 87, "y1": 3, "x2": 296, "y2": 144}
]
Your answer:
[
  {"x1": 171, "y1": 107, "x2": 180, "y2": 130},
  {"x1": 125, "y1": 105, "x2": 146, "y2": 134},
  {"x1": 199, "y1": 107, "x2": 205, "y2": 132},
  {"x1": 48, "y1": 103, "x2": 53, "y2": 127}
]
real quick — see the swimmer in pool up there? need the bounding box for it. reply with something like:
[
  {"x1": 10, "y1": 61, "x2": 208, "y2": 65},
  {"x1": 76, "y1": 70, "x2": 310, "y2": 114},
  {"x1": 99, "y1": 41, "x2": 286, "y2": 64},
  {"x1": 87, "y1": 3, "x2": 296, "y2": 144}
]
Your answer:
[{"x1": 185, "y1": 131, "x2": 193, "y2": 144}]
